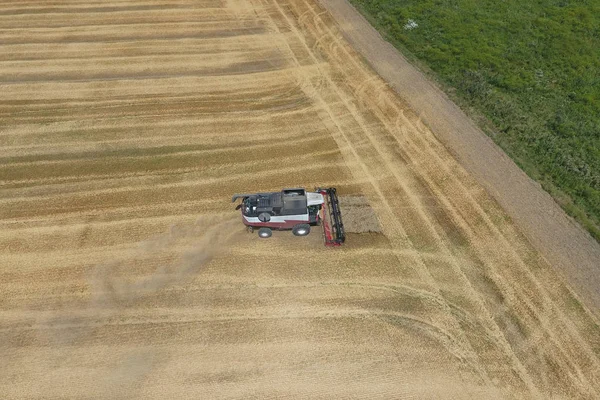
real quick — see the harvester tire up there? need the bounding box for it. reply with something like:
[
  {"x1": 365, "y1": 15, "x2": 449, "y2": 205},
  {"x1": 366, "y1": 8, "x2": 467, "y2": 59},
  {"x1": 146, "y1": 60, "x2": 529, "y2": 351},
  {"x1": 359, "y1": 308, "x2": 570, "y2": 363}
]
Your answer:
[
  {"x1": 258, "y1": 228, "x2": 272, "y2": 238},
  {"x1": 292, "y1": 224, "x2": 310, "y2": 236},
  {"x1": 246, "y1": 226, "x2": 254, "y2": 233}
]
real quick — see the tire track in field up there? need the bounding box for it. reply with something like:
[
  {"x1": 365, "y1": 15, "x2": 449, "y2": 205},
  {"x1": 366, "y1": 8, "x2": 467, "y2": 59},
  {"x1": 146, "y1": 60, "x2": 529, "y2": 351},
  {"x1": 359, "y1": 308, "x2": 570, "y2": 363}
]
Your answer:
[
  {"x1": 283, "y1": 0, "x2": 523, "y2": 387},
  {"x1": 3, "y1": 0, "x2": 599, "y2": 398},
  {"x1": 294, "y1": 0, "x2": 600, "y2": 396},
  {"x1": 261, "y1": 0, "x2": 507, "y2": 392},
  {"x1": 280, "y1": 0, "x2": 600, "y2": 396},
  {"x1": 294, "y1": 3, "x2": 600, "y2": 393},
  {"x1": 0, "y1": 2, "x2": 343, "y2": 398}
]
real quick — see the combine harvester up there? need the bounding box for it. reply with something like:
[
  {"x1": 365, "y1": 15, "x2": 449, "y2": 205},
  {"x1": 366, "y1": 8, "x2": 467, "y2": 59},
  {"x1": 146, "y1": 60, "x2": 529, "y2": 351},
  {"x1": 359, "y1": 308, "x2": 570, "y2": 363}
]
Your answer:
[{"x1": 232, "y1": 187, "x2": 345, "y2": 246}]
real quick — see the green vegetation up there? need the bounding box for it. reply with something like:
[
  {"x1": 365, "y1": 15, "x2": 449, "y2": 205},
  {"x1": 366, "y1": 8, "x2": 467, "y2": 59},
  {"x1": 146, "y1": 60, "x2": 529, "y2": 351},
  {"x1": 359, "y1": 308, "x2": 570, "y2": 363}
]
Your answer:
[{"x1": 350, "y1": 0, "x2": 600, "y2": 240}]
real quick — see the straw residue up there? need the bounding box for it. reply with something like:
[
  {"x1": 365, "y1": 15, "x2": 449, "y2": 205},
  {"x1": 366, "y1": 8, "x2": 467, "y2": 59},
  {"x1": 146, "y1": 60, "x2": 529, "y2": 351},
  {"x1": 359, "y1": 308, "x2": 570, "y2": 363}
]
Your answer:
[{"x1": 338, "y1": 195, "x2": 381, "y2": 233}]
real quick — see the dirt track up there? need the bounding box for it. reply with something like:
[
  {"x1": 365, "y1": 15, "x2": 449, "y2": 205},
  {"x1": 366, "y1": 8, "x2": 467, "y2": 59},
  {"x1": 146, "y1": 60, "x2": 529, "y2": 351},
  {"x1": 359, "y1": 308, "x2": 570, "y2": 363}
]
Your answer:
[{"x1": 1, "y1": 0, "x2": 600, "y2": 398}]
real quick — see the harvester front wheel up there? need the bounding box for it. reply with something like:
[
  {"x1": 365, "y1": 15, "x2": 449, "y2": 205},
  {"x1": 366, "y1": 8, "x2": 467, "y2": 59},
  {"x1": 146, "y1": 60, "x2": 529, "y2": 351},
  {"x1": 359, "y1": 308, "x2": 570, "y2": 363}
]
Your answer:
[
  {"x1": 292, "y1": 224, "x2": 310, "y2": 236},
  {"x1": 258, "y1": 227, "x2": 272, "y2": 238}
]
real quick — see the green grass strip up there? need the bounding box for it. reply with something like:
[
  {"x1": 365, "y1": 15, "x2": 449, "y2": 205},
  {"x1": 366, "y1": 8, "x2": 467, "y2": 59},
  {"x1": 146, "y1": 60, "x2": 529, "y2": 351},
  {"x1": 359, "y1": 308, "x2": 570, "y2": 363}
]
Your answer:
[{"x1": 349, "y1": 0, "x2": 600, "y2": 241}]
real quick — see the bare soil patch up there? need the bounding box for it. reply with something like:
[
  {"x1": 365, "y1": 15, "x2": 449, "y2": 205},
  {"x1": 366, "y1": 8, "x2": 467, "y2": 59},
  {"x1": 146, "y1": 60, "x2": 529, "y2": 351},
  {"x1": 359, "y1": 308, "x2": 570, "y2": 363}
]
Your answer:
[{"x1": 339, "y1": 195, "x2": 381, "y2": 233}]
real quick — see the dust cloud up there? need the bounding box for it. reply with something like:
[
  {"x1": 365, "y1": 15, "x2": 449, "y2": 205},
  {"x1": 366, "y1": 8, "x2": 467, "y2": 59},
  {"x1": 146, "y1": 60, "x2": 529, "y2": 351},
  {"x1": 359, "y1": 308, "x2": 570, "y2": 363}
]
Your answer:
[
  {"x1": 87, "y1": 215, "x2": 240, "y2": 306},
  {"x1": 37, "y1": 215, "x2": 242, "y2": 395}
]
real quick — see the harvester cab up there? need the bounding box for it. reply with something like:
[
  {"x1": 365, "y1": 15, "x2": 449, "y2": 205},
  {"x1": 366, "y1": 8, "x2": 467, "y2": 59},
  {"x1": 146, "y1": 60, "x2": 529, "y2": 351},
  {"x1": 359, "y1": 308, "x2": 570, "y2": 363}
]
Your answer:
[{"x1": 231, "y1": 187, "x2": 345, "y2": 246}]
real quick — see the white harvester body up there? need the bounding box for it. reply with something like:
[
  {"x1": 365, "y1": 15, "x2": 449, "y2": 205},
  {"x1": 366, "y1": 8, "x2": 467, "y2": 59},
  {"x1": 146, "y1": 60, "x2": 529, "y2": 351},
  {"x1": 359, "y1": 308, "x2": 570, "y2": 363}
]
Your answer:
[{"x1": 231, "y1": 187, "x2": 345, "y2": 246}]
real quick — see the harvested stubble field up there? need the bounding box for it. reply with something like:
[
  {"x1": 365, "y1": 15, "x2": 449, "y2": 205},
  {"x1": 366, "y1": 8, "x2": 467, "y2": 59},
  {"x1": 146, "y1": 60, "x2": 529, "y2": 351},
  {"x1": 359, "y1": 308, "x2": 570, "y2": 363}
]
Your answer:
[{"x1": 1, "y1": 0, "x2": 599, "y2": 398}]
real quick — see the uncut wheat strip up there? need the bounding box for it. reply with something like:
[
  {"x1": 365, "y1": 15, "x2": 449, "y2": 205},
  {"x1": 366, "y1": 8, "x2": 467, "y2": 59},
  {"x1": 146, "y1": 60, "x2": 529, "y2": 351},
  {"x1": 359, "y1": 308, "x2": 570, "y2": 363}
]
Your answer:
[
  {"x1": 1, "y1": 96, "x2": 310, "y2": 125},
  {"x1": 0, "y1": 18, "x2": 262, "y2": 35},
  {"x1": 0, "y1": 119, "x2": 326, "y2": 158},
  {"x1": 0, "y1": 121, "x2": 322, "y2": 159},
  {"x1": 0, "y1": 141, "x2": 344, "y2": 195},
  {"x1": 1, "y1": 48, "x2": 293, "y2": 82},
  {"x1": 300, "y1": 0, "x2": 600, "y2": 392},
  {"x1": 0, "y1": 0, "x2": 213, "y2": 5},
  {"x1": 0, "y1": 112, "x2": 318, "y2": 152},
  {"x1": 0, "y1": 197, "x2": 224, "y2": 228},
  {"x1": 0, "y1": 9, "x2": 262, "y2": 30},
  {"x1": 0, "y1": 79, "x2": 306, "y2": 116},
  {"x1": 0, "y1": 92, "x2": 311, "y2": 130},
  {"x1": 0, "y1": 147, "x2": 339, "y2": 191},
  {"x1": 0, "y1": 63, "x2": 325, "y2": 100},
  {"x1": 0, "y1": 99, "x2": 313, "y2": 135},
  {"x1": 1, "y1": 19, "x2": 272, "y2": 45},
  {"x1": 0, "y1": 98, "x2": 313, "y2": 132},
  {"x1": 0, "y1": 47, "x2": 281, "y2": 73},
  {"x1": 1, "y1": 129, "x2": 329, "y2": 168},
  {"x1": 0, "y1": 175, "x2": 360, "y2": 231},
  {"x1": 0, "y1": 1, "x2": 224, "y2": 15},
  {"x1": 0, "y1": 138, "x2": 336, "y2": 192},
  {"x1": 0, "y1": 77, "x2": 299, "y2": 109},
  {"x1": 0, "y1": 159, "x2": 350, "y2": 218},
  {"x1": 0, "y1": 141, "x2": 342, "y2": 195},
  {"x1": 0, "y1": 35, "x2": 277, "y2": 62},
  {"x1": 0, "y1": 95, "x2": 309, "y2": 128}
]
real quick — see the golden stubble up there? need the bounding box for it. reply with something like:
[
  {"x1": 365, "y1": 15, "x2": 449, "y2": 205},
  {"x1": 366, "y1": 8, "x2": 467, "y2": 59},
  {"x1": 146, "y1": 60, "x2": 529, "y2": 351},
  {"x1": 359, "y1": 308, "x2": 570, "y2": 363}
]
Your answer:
[{"x1": 1, "y1": 0, "x2": 599, "y2": 399}]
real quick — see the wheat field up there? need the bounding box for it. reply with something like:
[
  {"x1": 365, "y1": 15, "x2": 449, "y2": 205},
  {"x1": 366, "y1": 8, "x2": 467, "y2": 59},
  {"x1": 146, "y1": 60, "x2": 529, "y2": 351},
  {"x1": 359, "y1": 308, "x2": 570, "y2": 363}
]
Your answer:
[{"x1": 1, "y1": 0, "x2": 600, "y2": 398}]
